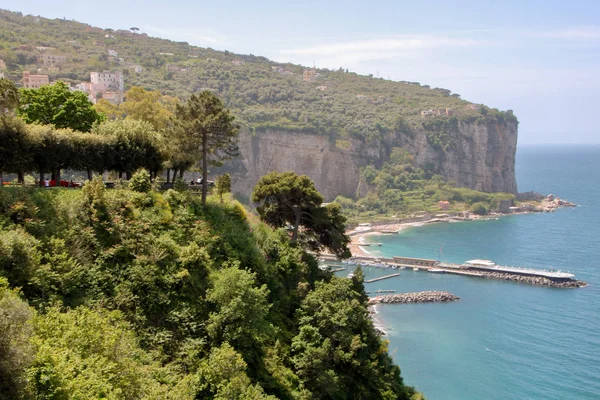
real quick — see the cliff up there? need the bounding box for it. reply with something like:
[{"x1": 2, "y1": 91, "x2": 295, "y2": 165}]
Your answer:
[{"x1": 223, "y1": 119, "x2": 518, "y2": 202}]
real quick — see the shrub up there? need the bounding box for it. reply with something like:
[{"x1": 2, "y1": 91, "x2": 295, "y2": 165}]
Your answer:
[
  {"x1": 128, "y1": 168, "x2": 152, "y2": 193},
  {"x1": 471, "y1": 202, "x2": 489, "y2": 215}
]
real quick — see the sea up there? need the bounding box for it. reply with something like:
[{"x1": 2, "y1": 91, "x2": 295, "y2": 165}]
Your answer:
[{"x1": 346, "y1": 145, "x2": 600, "y2": 400}]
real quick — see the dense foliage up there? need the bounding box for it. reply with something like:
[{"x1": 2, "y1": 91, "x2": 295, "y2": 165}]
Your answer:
[
  {"x1": 0, "y1": 184, "x2": 422, "y2": 399},
  {"x1": 18, "y1": 81, "x2": 103, "y2": 132},
  {"x1": 252, "y1": 171, "x2": 351, "y2": 258},
  {"x1": 334, "y1": 147, "x2": 515, "y2": 221}
]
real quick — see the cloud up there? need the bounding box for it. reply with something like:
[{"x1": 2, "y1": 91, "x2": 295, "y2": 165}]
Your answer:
[
  {"x1": 143, "y1": 25, "x2": 228, "y2": 46},
  {"x1": 537, "y1": 26, "x2": 600, "y2": 39},
  {"x1": 280, "y1": 35, "x2": 479, "y2": 58}
]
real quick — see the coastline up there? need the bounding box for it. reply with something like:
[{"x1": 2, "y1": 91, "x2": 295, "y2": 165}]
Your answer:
[{"x1": 346, "y1": 203, "x2": 576, "y2": 259}]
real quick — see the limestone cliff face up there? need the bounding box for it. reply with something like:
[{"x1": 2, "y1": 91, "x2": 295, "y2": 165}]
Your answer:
[{"x1": 221, "y1": 121, "x2": 518, "y2": 202}]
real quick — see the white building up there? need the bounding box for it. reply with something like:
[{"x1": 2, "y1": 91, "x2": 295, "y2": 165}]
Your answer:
[
  {"x1": 108, "y1": 49, "x2": 118, "y2": 57},
  {"x1": 91, "y1": 70, "x2": 124, "y2": 91}
]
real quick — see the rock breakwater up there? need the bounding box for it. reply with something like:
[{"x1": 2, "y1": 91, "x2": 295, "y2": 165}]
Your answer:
[
  {"x1": 479, "y1": 271, "x2": 587, "y2": 288},
  {"x1": 369, "y1": 291, "x2": 460, "y2": 305}
]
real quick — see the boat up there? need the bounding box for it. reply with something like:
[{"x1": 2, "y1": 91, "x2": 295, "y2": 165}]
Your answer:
[
  {"x1": 413, "y1": 267, "x2": 419, "y2": 271},
  {"x1": 347, "y1": 272, "x2": 355, "y2": 279}
]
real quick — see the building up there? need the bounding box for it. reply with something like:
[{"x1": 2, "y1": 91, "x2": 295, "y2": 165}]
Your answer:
[
  {"x1": 303, "y1": 68, "x2": 316, "y2": 82},
  {"x1": 316, "y1": 85, "x2": 327, "y2": 91},
  {"x1": 22, "y1": 71, "x2": 49, "y2": 88},
  {"x1": 128, "y1": 64, "x2": 143, "y2": 74},
  {"x1": 40, "y1": 54, "x2": 67, "y2": 66},
  {"x1": 166, "y1": 64, "x2": 180, "y2": 73},
  {"x1": 0, "y1": 59, "x2": 5, "y2": 70},
  {"x1": 88, "y1": 70, "x2": 124, "y2": 104},
  {"x1": 438, "y1": 200, "x2": 450, "y2": 210},
  {"x1": 90, "y1": 70, "x2": 124, "y2": 91},
  {"x1": 231, "y1": 59, "x2": 244, "y2": 66},
  {"x1": 108, "y1": 49, "x2": 118, "y2": 57},
  {"x1": 392, "y1": 256, "x2": 437, "y2": 267}
]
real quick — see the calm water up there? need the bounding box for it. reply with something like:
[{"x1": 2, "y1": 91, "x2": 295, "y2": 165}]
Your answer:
[{"x1": 359, "y1": 145, "x2": 600, "y2": 399}]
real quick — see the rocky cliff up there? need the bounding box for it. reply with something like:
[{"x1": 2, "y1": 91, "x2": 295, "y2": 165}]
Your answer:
[{"x1": 221, "y1": 119, "x2": 518, "y2": 202}]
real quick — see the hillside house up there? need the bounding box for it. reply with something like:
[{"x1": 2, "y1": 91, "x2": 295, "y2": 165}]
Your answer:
[
  {"x1": 0, "y1": 59, "x2": 5, "y2": 70},
  {"x1": 108, "y1": 49, "x2": 118, "y2": 57},
  {"x1": 316, "y1": 85, "x2": 327, "y2": 91},
  {"x1": 128, "y1": 64, "x2": 143, "y2": 74},
  {"x1": 438, "y1": 200, "x2": 450, "y2": 210},
  {"x1": 166, "y1": 64, "x2": 181, "y2": 73},
  {"x1": 22, "y1": 71, "x2": 49, "y2": 88},
  {"x1": 40, "y1": 54, "x2": 67, "y2": 66}
]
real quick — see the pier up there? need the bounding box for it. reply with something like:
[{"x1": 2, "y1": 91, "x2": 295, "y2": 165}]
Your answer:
[
  {"x1": 365, "y1": 273, "x2": 401, "y2": 283},
  {"x1": 328, "y1": 254, "x2": 586, "y2": 288}
]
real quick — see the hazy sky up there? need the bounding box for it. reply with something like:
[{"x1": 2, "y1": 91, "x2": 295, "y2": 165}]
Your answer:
[{"x1": 4, "y1": 0, "x2": 600, "y2": 144}]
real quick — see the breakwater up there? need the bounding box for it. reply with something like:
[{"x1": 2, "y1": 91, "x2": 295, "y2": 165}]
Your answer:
[{"x1": 369, "y1": 291, "x2": 460, "y2": 305}]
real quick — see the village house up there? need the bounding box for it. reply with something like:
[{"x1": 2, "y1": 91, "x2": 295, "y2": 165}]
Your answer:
[
  {"x1": 0, "y1": 59, "x2": 6, "y2": 70},
  {"x1": 39, "y1": 54, "x2": 67, "y2": 66},
  {"x1": 166, "y1": 64, "x2": 180, "y2": 73},
  {"x1": 76, "y1": 71, "x2": 124, "y2": 105},
  {"x1": 128, "y1": 64, "x2": 143, "y2": 74},
  {"x1": 438, "y1": 200, "x2": 450, "y2": 210},
  {"x1": 316, "y1": 85, "x2": 327, "y2": 91},
  {"x1": 22, "y1": 71, "x2": 49, "y2": 88},
  {"x1": 108, "y1": 49, "x2": 118, "y2": 57},
  {"x1": 35, "y1": 46, "x2": 56, "y2": 52}
]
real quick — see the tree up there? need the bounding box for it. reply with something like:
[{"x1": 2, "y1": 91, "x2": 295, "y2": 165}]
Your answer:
[
  {"x1": 0, "y1": 278, "x2": 34, "y2": 399},
  {"x1": 0, "y1": 116, "x2": 32, "y2": 183},
  {"x1": 251, "y1": 172, "x2": 351, "y2": 258},
  {"x1": 0, "y1": 78, "x2": 20, "y2": 114},
  {"x1": 121, "y1": 86, "x2": 177, "y2": 132},
  {"x1": 215, "y1": 173, "x2": 231, "y2": 203},
  {"x1": 94, "y1": 119, "x2": 164, "y2": 179},
  {"x1": 18, "y1": 81, "x2": 103, "y2": 132},
  {"x1": 292, "y1": 277, "x2": 415, "y2": 400},
  {"x1": 174, "y1": 91, "x2": 239, "y2": 205}
]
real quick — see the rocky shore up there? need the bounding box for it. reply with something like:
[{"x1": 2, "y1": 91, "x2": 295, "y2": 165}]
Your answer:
[
  {"x1": 369, "y1": 291, "x2": 460, "y2": 305},
  {"x1": 478, "y1": 271, "x2": 587, "y2": 288}
]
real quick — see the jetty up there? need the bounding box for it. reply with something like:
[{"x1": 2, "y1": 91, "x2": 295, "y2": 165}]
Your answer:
[{"x1": 365, "y1": 273, "x2": 401, "y2": 283}]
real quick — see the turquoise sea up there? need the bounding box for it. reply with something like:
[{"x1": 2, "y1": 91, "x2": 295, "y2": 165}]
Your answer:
[{"x1": 356, "y1": 145, "x2": 600, "y2": 399}]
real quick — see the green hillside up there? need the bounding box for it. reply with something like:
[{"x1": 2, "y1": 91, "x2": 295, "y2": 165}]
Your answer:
[
  {"x1": 0, "y1": 9, "x2": 515, "y2": 141},
  {"x1": 0, "y1": 182, "x2": 423, "y2": 399}
]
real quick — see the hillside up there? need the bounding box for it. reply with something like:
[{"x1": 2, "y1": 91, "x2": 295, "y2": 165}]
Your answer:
[
  {"x1": 0, "y1": 9, "x2": 516, "y2": 136},
  {"x1": 0, "y1": 9, "x2": 519, "y2": 203},
  {"x1": 0, "y1": 182, "x2": 423, "y2": 399}
]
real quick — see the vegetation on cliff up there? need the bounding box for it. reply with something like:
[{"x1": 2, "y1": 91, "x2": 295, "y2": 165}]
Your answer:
[
  {"x1": 334, "y1": 147, "x2": 515, "y2": 222},
  {"x1": 0, "y1": 178, "x2": 422, "y2": 399}
]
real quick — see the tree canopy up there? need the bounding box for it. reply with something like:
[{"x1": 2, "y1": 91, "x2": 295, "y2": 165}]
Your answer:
[
  {"x1": 0, "y1": 78, "x2": 20, "y2": 114},
  {"x1": 17, "y1": 81, "x2": 104, "y2": 132},
  {"x1": 174, "y1": 91, "x2": 239, "y2": 205},
  {"x1": 252, "y1": 171, "x2": 351, "y2": 258}
]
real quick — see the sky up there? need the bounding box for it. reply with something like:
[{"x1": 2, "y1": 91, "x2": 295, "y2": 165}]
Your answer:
[{"x1": 4, "y1": 0, "x2": 600, "y2": 145}]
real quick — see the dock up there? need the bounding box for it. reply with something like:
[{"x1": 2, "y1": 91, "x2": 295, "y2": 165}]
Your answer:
[
  {"x1": 365, "y1": 273, "x2": 401, "y2": 283},
  {"x1": 323, "y1": 254, "x2": 585, "y2": 288}
]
